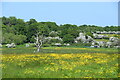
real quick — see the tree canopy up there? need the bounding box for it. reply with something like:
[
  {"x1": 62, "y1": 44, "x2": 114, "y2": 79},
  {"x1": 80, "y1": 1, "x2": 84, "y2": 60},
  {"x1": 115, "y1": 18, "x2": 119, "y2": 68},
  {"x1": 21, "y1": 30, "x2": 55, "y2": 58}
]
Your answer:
[{"x1": 1, "y1": 16, "x2": 119, "y2": 45}]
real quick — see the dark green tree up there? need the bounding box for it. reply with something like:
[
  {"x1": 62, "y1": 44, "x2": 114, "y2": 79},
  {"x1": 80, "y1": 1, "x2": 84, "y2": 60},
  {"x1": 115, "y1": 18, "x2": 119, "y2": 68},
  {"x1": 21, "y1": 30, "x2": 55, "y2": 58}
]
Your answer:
[{"x1": 63, "y1": 34, "x2": 74, "y2": 43}]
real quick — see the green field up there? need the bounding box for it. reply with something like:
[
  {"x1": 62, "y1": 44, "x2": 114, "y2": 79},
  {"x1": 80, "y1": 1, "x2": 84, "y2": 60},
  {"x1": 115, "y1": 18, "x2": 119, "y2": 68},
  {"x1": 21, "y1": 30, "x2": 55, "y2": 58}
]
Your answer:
[
  {"x1": 1, "y1": 46, "x2": 119, "y2": 54},
  {"x1": 0, "y1": 46, "x2": 119, "y2": 78}
]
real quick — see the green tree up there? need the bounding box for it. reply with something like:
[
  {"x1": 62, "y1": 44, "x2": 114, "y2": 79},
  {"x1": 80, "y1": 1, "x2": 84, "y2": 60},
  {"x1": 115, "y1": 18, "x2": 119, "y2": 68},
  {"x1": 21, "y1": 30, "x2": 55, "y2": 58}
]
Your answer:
[
  {"x1": 2, "y1": 16, "x2": 18, "y2": 26},
  {"x1": 26, "y1": 23, "x2": 39, "y2": 42},
  {"x1": 26, "y1": 19, "x2": 37, "y2": 25},
  {"x1": 85, "y1": 32, "x2": 93, "y2": 38},
  {"x1": 41, "y1": 22, "x2": 58, "y2": 31},
  {"x1": 37, "y1": 23, "x2": 50, "y2": 37},
  {"x1": 59, "y1": 24, "x2": 79, "y2": 38},
  {"x1": 3, "y1": 33, "x2": 27, "y2": 44},
  {"x1": 13, "y1": 34, "x2": 27, "y2": 44},
  {"x1": 63, "y1": 34, "x2": 74, "y2": 43},
  {"x1": 49, "y1": 31, "x2": 58, "y2": 37}
]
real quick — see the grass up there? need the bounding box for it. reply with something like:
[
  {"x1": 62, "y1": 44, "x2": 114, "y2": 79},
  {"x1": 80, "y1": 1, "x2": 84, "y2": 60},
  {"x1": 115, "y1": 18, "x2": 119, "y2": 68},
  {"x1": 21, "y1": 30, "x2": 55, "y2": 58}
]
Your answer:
[
  {"x1": 99, "y1": 34, "x2": 120, "y2": 38},
  {"x1": 1, "y1": 46, "x2": 119, "y2": 54},
  {"x1": 1, "y1": 53, "x2": 119, "y2": 78},
  {"x1": 95, "y1": 39, "x2": 109, "y2": 42},
  {"x1": 0, "y1": 46, "x2": 119, "y2": 78}
]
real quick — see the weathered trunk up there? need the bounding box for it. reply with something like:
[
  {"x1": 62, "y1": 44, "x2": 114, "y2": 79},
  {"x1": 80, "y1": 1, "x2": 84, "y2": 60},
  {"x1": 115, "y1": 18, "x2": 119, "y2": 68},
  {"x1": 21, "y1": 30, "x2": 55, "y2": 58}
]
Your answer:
[
  {"x1": 37, "y1": 48, "x2": 40, "y2": 52},
  {"x1": 34, "y1": 33, "x2": 44, "y2": 53}
]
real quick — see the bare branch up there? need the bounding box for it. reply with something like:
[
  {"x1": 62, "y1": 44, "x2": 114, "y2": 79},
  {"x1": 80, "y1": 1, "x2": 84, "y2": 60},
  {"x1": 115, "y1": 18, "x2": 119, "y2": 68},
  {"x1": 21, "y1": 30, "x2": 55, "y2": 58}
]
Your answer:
[{"x1": 34, "y1": 32, "x2": 45, "y2": 52}]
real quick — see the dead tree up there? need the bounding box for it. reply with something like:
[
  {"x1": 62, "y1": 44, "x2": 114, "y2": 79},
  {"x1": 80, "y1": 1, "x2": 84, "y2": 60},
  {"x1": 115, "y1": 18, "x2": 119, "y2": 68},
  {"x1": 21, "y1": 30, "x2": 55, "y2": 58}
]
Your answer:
[{"x1": 34, "y1": 32, "x2": 44, "y2": 52}]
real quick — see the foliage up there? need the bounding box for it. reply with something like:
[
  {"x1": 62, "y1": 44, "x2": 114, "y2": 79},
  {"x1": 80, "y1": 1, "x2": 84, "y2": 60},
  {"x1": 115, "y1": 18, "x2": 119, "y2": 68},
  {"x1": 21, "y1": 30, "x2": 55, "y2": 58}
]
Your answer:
[
  {"x1": 48, "y1": 39, "x2": 62, "y2": 43},
  {"x1": 3, "y1": 33, "x2": 27, "y2": 44},
  {"x1": 63, "y1": 34, "x2": 74, "y2": 43},
  {"x1": 1, "y1": 16, "x2": 119, "y2": 45},
  {"x1": 85, "y1": 32, "x2": 94, "y2": 38},
  {"x1": 49, "y1": 31, "x2": 58, "y2": 37},
  {"x1": 59, "y1": 24, "x2": 79, "y2": 38}
]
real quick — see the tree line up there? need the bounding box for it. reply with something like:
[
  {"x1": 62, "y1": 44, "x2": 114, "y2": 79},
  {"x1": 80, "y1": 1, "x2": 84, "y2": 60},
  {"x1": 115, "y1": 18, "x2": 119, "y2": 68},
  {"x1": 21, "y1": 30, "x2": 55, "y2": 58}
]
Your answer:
[{"x1": 1, "y1": 16, "x2": 119, "y2": 45}]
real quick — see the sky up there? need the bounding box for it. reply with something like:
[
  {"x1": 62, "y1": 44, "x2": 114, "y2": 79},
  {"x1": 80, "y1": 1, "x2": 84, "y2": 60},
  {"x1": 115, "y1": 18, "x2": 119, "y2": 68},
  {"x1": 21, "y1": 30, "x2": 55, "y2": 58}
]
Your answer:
[{"x1": 1, "y1": 2, "x2": 118, "y2": 27}]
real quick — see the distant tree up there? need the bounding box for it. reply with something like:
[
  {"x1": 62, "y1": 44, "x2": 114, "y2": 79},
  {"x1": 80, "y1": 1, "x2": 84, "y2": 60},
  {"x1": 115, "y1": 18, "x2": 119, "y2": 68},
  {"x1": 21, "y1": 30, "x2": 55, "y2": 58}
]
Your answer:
[
  {"x1": 59, "y1": 24, "x2": 79, "y2": 38},
  {"x1": 27, "y1": 23, "x2": 39, "y2": 42},
  {"x1": 2, "y1": 16, "x2": 18, "y2": 26},
  {"x1": 49, "y1": 31, "x2": 58, "y2": 37},
  {"x1": 1, "y1": 16, "x2": 119, "y2": 45},
  {"x1": 85, "y1": 32, "x2": 93, "y2": 38},
  {"x1": 2, "y1": 16, "x2": 10, "y2": 26},
  {"x1": 13, "y1": 24, "x2": 28, "y2": 35},
  {"x1": 41, "y1": 22, "x2": 58, "y2": 31},
  {"x1": 26, "y1": 19, "x2": 37, "y2": 25},
  {"x1": 3, "y1": 33, "x2": 27, "y2": 44},
  {"x1": 63, "y1": 34, "x2": 74, "y2": 43},
  {"x1": 8, "y1": 16, "x2": 18, "y2": 25},
  {"x1": 49, "y1": 39, "x2": 62, "y2": 43},
  {"x1": 37, "y1": 24, "x2": 50, "y2": 37},
  {"x1": 13, "y1": 34, "x2": 27, "y2": 45}
]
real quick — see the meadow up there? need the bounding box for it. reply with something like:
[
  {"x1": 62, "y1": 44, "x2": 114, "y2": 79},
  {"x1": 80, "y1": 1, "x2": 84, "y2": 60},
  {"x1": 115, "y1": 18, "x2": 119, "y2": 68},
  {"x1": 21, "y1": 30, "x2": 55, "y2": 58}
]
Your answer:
[{"x1": 0, "y1": 46, "x2": 119, "y2": 78}]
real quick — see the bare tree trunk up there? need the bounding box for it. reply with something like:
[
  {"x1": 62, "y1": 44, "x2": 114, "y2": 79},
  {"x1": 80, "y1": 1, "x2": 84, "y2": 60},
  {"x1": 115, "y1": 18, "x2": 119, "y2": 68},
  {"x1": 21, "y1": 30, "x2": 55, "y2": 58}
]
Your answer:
[
  {"x1": 34, "y1": 33, "x2": 44, "y2": 52},
  {"x1": 37, "y1": 47, "x2": 40, "y2": 52},
  {"x1": 36, "y1": 44, "x2": 41, "y2": 52}
]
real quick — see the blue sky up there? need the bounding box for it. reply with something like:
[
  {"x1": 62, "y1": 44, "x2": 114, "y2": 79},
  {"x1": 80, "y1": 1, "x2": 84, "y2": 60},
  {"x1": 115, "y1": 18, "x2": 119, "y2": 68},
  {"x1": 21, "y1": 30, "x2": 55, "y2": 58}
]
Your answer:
[{"x1": 2, "y1": 2, "x2": 118, "y2": 27}]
